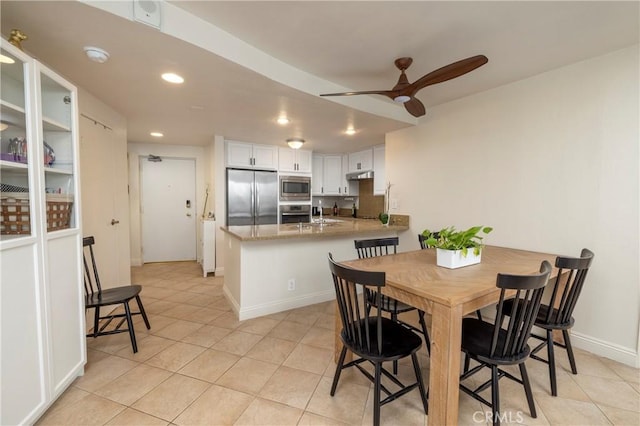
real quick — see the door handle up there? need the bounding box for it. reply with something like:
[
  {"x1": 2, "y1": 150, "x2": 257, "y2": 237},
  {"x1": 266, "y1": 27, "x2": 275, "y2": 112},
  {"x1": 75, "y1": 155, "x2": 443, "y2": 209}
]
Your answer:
[
  {"x1": 186, "y1": 213, "x2": 192, "y2": 217},
  {"x1": 111, "y1": 219, "x2": 120, "y2": 225}
]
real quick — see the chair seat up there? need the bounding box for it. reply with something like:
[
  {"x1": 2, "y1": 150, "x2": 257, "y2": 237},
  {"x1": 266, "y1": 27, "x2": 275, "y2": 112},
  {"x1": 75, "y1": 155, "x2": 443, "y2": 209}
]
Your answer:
[
  {"x1": 462, "y1": 318, "x2": 530, "y2": 365},
  {"x1": 343, "y1": 317, "x2": 423, "y2": 360},
  {"x1": 85, "y1": 285, "x2": 142, "y2": 308}
]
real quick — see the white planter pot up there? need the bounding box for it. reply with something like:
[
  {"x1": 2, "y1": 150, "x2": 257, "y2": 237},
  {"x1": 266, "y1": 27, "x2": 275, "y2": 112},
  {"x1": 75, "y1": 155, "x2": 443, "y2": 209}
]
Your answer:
[{"x1": 436, "y1": 248, "x2": 482, "y2": 269}]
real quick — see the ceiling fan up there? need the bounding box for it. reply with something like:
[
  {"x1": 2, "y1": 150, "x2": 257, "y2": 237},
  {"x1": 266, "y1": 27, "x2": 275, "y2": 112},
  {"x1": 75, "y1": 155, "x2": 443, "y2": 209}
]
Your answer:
[{"x1": 320, "y1": 55, "x2": 488, "y2": 118}]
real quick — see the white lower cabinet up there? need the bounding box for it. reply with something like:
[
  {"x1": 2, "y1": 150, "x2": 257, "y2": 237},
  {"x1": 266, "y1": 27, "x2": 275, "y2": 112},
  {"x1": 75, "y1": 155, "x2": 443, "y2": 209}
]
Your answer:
[
  {"x1": 201, "y1": 219, "x2": 216, "y2": 277},
  {"x1": 0, "y1": 40, "x2": 85, "y2": 425}
]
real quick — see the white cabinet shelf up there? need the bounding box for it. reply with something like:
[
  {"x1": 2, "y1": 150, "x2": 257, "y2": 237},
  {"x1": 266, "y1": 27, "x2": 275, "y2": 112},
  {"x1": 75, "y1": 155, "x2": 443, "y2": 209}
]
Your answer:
[{"x1": 0, "y1": 40, "x2": 84, "y2": 426}]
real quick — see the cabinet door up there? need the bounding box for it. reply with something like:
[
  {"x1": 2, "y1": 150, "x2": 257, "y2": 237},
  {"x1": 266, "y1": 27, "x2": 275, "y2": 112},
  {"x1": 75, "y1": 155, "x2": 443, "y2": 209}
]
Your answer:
[
  {"x1": 373, "y1": 145, "x2": 386, "y2": 195},
  {"x1": 252, "y1": 144, "x2": 278, "y2": 170},
  {"x1": 348, "y1": 149, "x2": 373, "y2": 172},
  {"x1": 278, "y1": 147, "x2": 297, "y2": 172},
  {"x1": 0, "y1": 44, "x2": 35, "y2": 240},
  {"x1": 39, "y1": 65, "x2": 78, "y2": 234},
  {"x1": 342, "y1": 154, "x2": 358, "y2": 196},
  {"x1": 322, "y1": 155, "x2": 342, "y2": 195},
  {"x1": 226, "y1": 141, "x2": 253, "y2": 168},
  {"x1": 311, "y1": 155, "x2": 324, "y2": 195},
  {"x1": 295, "y1": 149, "x2": 312, "y2": 173}
]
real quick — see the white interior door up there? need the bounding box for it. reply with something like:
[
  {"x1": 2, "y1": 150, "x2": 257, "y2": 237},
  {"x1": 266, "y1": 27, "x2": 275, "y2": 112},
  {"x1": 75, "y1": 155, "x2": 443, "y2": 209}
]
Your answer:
[
  {"x1": 140, "y1": 157, "x2": 196, "y2": 262},
  {"x1": 79, "y1": 116, "x2": 130, "y2": 286}
]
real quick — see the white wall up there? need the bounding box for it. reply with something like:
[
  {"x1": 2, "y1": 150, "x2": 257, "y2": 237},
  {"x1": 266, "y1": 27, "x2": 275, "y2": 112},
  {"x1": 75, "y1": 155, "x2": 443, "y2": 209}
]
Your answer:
[
  {"x1": 128, "y1": 143, "x2": 207, "y2": 266},
  {"x1": 386, "y1": 46, "x2": 639, "y2": 366}
]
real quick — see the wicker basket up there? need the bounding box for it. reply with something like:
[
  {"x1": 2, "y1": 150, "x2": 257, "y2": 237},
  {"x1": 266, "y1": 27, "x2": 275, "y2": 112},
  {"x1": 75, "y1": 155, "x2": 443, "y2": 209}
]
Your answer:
[{"x1": 1, "y1": 192, "x2": 73, "y2": 234}]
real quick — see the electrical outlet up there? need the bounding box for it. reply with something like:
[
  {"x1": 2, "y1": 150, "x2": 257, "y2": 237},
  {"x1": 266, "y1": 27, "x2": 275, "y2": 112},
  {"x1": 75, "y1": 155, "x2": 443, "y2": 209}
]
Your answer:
[
  {"x1": 287, "y1": 278, "x2": 296, "y2": 291},
  {"x1": 391, "y1": 198, "x2": 398, "y2": 209}
]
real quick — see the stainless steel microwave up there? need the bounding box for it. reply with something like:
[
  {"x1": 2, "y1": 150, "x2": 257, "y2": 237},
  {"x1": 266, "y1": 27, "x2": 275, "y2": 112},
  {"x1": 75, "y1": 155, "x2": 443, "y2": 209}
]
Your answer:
[{"x1": 279, "y1": 175, "x2": 311, "y2": 202}]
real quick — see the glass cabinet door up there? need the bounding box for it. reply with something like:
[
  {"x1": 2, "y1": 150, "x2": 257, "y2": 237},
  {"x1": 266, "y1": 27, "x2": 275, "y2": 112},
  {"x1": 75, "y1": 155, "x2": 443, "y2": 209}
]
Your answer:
[
  {"x1": 39, "y1": 66, "x2": 77, "y2": 233},
  {"x1": 0, "y1": 45, "x2": 32, "y2": 240}
]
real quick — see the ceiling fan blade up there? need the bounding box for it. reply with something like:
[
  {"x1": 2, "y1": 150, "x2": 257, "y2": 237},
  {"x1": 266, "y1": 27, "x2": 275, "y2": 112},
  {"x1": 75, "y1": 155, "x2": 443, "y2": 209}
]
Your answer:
[
  {"x1": 410, "y1": 55, "x2": 488, "y2": 93},
  {"x1": 404, "y1": 98, "x2": 426, "y2": 117},
  {"x1": 320, "y1": 90, "x2": 396, "y2": 99}
]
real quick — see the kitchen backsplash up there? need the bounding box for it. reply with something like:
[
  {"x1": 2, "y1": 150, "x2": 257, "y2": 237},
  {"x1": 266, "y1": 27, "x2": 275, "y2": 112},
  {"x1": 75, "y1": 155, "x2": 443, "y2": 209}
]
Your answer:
[{"x1": 357, "y1": 178, "x2": 384, "y2": 218}]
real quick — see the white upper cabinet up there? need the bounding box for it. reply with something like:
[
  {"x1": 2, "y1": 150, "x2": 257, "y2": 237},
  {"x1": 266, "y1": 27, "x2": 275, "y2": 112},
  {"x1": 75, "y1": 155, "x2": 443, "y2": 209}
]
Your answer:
[
  {"x1": 226, "y1": 141, "x2": 278, "y2": 170},
  {"x1": 341, "y1": 154, "x2": 358, "y2": 196},
  {"x1": 278, "y1": 148, "x2": 311, "y2": 173},
  {"x1": 312, "y1": 154, "x2": 342, "y2": 195},
  {"x1": 311, "y1": 155, "x2": 324, "y2": 195},
  {"x1": 322, "y1": 155, "x2": 342, "y2": 195},
  {"x1": 348, "y1": 148, "x2": 373, "y2": 172},
  {"x1": 373, "y1": 144, "x2": 386, "y2": 195}
]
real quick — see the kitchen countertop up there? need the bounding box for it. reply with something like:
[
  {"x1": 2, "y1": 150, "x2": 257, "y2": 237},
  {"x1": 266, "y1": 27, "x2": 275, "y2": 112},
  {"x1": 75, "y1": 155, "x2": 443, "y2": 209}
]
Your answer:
[{"x1": 221, "y1": 216, "x2": 409, "y2": 241}]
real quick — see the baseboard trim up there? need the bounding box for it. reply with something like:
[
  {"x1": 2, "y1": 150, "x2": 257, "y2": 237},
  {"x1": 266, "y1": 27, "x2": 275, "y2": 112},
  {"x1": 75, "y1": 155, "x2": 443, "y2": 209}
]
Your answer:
[
  {"x1": 215, "y1": 266, "x2": 225, "y2": 276},
  {"x1": 571, "y1": 331, "x2": 638, "y2": 368},
  {"x1": 221, "y1": 287, "x2": 334, "y2": 321}
]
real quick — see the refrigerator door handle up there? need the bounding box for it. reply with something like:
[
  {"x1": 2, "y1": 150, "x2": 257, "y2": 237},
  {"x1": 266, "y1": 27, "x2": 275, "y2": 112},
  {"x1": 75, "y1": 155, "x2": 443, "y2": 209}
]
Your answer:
[{"x1": 254, "y1": 179, "x2": 259, "y2": 218}]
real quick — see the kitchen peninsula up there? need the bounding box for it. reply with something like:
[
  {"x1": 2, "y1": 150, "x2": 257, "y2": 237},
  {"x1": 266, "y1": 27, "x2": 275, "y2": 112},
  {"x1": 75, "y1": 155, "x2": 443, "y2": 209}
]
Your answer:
[{"x1": 222, "y1": 217, "x2": 409, "y2": 320}]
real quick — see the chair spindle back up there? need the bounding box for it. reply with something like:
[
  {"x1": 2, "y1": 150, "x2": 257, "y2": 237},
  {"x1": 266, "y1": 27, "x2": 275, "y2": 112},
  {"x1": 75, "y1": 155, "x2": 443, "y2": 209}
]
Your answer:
[
  {"x1": 545, "y1": 249, "x2": 594, "y2": 326},
  {"x1": 490, "y1": 261, "x2": 552, "y2": 359},
  {"x1": 82, "y1": 236, "x2": 102, "y2": 296}
]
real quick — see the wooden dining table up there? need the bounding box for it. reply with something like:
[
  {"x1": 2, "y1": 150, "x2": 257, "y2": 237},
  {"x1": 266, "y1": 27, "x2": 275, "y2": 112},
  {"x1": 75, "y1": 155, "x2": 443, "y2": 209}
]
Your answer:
[{"x1": 339, "y1": 245, "x2": 558, "y2": 425}]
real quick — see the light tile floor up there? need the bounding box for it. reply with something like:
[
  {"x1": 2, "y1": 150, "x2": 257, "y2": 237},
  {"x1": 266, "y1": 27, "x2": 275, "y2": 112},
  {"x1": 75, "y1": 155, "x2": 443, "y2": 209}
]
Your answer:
[{"x1": 37, "y1": 261, "x2": 639, "y2": 425}]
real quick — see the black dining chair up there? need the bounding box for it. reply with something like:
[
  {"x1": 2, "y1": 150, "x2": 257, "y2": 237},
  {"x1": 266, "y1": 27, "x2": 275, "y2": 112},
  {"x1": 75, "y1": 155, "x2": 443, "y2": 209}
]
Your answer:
[
  {"x1": 328, "y1": 253, "x2": 428, "y2": 426},
  {"x1": 459, "y1": 260, "x2": 552, "y2": 426},
  {"x1": 355, "y1": 237, "x2": 431, "y2": 372},
  {"x1": 504, "y1": 248, "x2": 594, "y2": 396},
  {"x1": 83, "y1": 236, "x2": 151, "y2": 353}
]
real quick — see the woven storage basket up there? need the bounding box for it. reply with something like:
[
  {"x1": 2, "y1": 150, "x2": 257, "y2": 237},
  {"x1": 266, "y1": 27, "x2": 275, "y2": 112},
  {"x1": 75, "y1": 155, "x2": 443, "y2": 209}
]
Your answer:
[{"x1": 1, "y1": 192, "x2": 73, "y2": 234}]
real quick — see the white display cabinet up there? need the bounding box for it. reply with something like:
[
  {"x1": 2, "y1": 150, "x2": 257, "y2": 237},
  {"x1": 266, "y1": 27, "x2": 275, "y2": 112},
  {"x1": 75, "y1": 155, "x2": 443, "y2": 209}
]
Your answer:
[{"x1": 0, "y1": 40, "x2": 85, "y2": 425}]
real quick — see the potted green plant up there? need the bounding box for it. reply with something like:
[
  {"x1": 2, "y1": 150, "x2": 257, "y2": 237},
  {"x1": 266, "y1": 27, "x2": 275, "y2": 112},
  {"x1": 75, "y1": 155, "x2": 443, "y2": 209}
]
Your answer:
[{"x1": 422, "y1": 225, "x2": 493, "y2": 269}]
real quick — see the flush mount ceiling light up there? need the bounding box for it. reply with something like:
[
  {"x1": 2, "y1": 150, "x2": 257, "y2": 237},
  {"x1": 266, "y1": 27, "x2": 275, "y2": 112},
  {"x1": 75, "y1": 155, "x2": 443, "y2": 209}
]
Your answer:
[
  {"x1": 286, "y1": 138, "x2": 305, "y2": 149},
  {"x1": 83, "y1": 46, "x2": 110, "y2": 63},
  {"x1": 276, "y1": 116, "x2": 290, "y2": 125},
  {"x1": 161, "y1": 72, "x2": 184, "y2": 84},
  {"x1": 150, "y1": 131, "x2": 163, "y2": 137},
  {"x1": 0, "y1": 122, "x2": 8, "y2": 131},
  {"x1": 345, "y1": 127, "x2": 356, "y2": 136}
]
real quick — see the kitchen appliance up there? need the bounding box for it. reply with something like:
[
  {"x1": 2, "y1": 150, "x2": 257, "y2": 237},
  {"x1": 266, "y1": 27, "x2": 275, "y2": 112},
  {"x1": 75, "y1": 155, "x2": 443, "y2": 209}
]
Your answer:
[
  {"x1": 226, "y1": 168, "x2": 278, "y2": 226},
  {"x1": 279, "y1": 175, "x2": 311, "y2": 202},
  {"x1": 346, "y1": 170, "x2": 374, "y2": 180},
  {"x1": 280, "y1": 204, "x2": 311, "y2": 224}
]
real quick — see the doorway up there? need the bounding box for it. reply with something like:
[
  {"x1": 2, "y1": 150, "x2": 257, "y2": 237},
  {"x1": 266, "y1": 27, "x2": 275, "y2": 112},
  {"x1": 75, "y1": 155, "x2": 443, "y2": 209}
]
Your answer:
[{"x1": 140, "y1": 156, "x2": 196, "y2": 262}]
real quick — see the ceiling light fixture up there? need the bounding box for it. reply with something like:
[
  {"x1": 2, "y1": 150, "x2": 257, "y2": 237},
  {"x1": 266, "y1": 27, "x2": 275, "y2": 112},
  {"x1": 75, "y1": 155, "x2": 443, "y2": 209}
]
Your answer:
[
  {"x1": 277, "y1": 116, "x2": 290, "y2": 125},
  {"x1": 287, "y1": 138, "x2": 305, "y2": 149},
  {"x1": 345, "y1": 127, "x2": 356, "y2": 136},
  {"x1": 83, "y1": 46, "x2": 110, "y2": 63},
  {"x1": 150, "y1": 132, "x2": 163, "y2": 137},
  {"x1": 0, "y1": 54, "x2": 15, "y2": 64},
  {"x1": 393, "y1": 95, "x2": 411, "y2": 103},
  {"x1": 161, "y1": 72, "x2": 184, "y2": 84}
]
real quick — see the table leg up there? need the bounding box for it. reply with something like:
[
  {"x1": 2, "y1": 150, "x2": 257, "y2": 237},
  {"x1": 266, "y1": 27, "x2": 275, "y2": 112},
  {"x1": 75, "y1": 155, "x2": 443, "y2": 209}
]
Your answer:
[{"x1": 429, "y1": 302, "x2": 463, "y2": 425}]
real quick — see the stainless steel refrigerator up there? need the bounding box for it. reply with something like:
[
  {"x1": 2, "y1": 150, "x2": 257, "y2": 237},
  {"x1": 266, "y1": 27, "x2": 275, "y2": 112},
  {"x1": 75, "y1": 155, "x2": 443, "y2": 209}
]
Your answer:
[{"x1": 226, "y1": 168, "x2": 278, "y2": 226}]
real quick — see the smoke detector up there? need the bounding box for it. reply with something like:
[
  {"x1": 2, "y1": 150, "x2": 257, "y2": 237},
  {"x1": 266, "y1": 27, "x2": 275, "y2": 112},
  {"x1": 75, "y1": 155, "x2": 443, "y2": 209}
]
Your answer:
[{"x1": 84, "y1": 46, "x2": 110, "y2": 63}]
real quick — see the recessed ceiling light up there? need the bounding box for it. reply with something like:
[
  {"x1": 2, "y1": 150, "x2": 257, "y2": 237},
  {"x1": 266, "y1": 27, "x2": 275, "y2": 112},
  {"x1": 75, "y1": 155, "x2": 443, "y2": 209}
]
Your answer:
[
  {"x1": 161, "y1": 73, "x2": 184, "y2": 84},
  {"x1": 345, "y1": 127, "x2": 356, "y2": 136},
  {"x1": 0, "y1": 54, "x2": 15, "y2": 64},
  {"x1": 277, "y1": 116, "x2": 290, "y2": 125},
  {"x1": 150, "y1": 132, "x2": 163, "y2": 137}
]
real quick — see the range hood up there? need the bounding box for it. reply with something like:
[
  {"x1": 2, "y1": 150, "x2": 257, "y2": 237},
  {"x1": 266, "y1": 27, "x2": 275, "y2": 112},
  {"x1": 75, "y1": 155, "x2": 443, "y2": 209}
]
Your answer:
[{"x1": 346, "y1": 170, "x2": 374, "y2": 181}]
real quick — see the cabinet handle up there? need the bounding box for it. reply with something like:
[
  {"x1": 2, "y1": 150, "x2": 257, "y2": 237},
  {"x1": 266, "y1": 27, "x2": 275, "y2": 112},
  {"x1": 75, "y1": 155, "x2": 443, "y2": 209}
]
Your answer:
[
  {"x1": 111, "y1": 219, "x2": 120, "y2": 225},
  {"x1": 344, "y1": 186, "x2": 347, "y2": 193},
  {"x1": 321, "y1": 187, "x2": 324, "y2": 194},
  {"x1": 338, "y1": 187, "x2": 341, "y2": 193}
]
